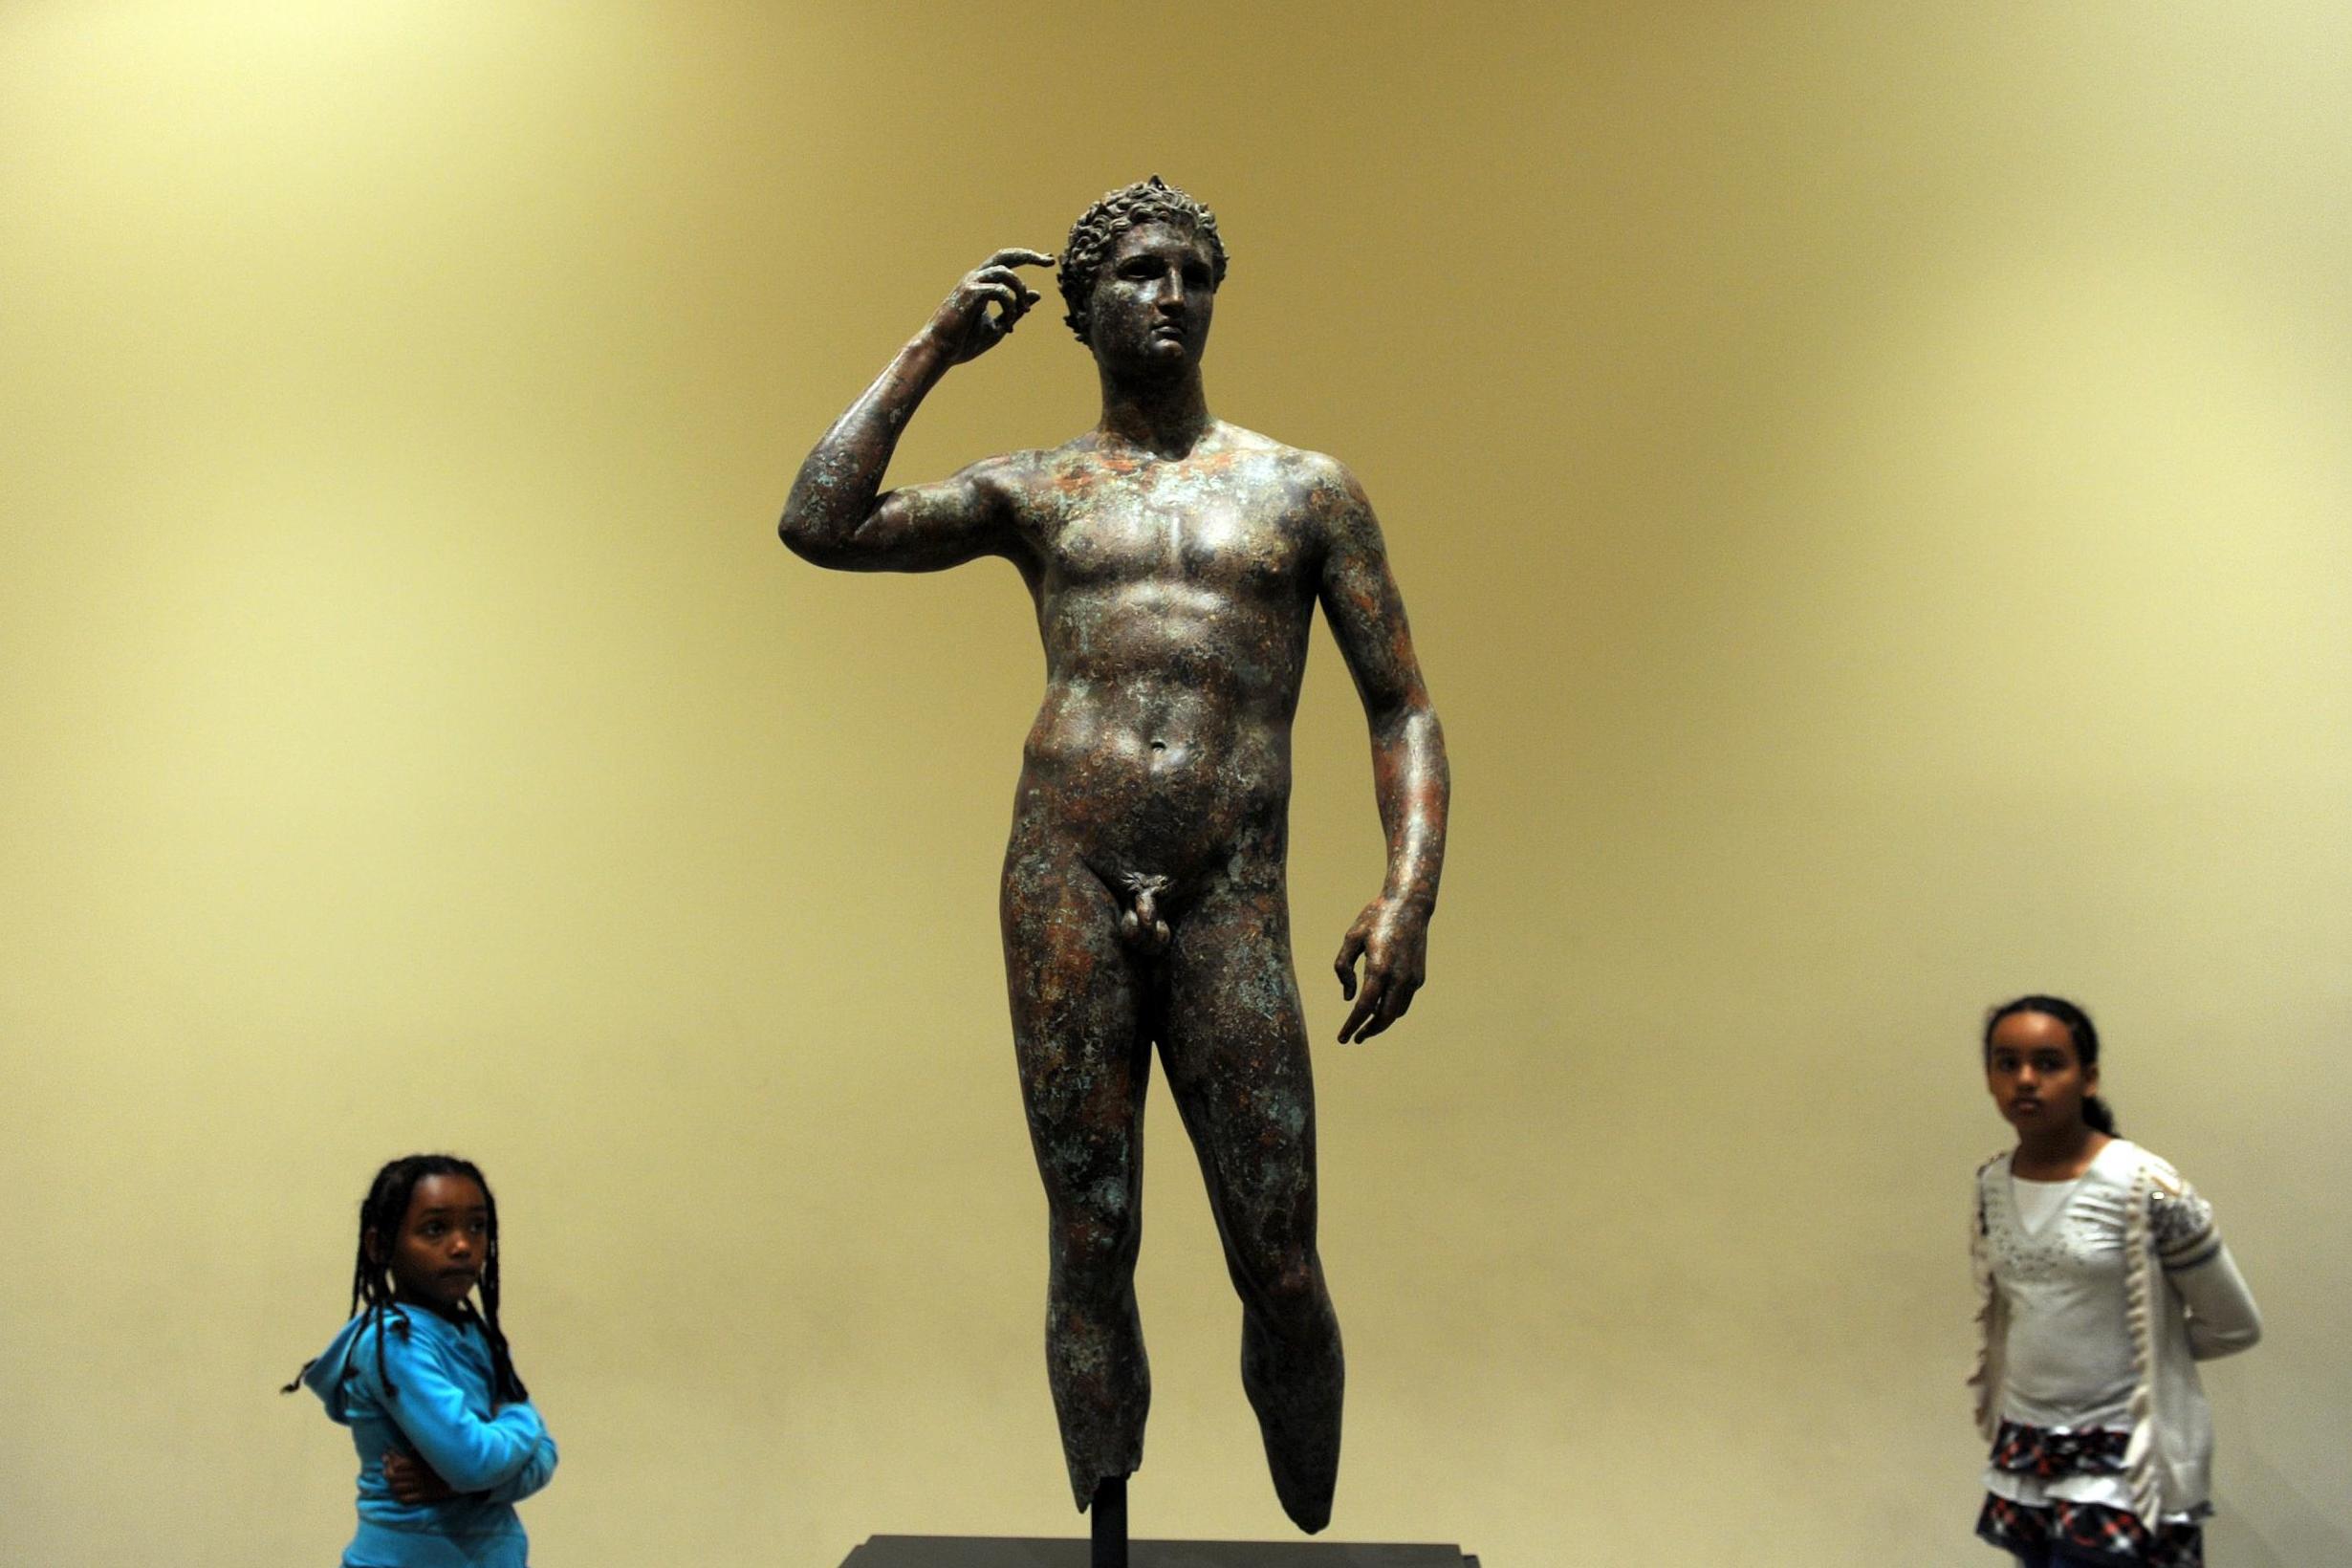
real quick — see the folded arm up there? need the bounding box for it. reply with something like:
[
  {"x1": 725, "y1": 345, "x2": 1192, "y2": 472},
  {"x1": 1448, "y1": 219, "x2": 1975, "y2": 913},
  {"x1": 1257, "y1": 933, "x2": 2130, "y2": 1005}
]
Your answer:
[
  {"x1": 371, "y1": 1328, "x2": 552, "y2": 1493},
  {"x1": 477, "y1": 1428, "x2": 559, "y2": 1504}
]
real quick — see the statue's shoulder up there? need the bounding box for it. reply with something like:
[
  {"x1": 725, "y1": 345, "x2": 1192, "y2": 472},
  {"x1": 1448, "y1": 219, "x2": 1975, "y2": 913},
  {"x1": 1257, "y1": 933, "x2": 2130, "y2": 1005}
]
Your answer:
[
  {"x1": 1214, "y1": 425, "x2": 1362, "y2": 495},
  {"x1": 1211, "y1": 421, "x2": 1288, "y2": 455},
  {"x1": 949, "y1": 445, "x2": 1068, "y2": 506}
]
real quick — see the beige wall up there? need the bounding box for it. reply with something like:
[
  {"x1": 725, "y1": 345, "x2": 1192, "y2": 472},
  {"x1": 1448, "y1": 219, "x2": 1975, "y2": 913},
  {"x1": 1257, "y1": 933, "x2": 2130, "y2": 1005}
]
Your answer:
[{"x1": 5, "y1": 4, "x2": 2347, "y2": 1563}]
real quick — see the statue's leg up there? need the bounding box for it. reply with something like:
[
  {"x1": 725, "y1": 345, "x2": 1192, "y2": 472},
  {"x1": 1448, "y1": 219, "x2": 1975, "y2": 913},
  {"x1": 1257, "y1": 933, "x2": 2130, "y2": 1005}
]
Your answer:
[
  {"x1": 1159, "y1": 862, "x2": 1342, "y2": 1533},
  {"x1": 1002, "y1": 835, "x2": 1153, "y2": 1512}
]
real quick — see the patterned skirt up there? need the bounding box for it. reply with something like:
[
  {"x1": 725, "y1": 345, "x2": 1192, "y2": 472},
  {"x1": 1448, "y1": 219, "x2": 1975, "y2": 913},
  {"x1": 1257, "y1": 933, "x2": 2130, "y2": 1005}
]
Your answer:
[{"x1": 1975, "y1": 1420, "x2": 2204, "y2": 1568}]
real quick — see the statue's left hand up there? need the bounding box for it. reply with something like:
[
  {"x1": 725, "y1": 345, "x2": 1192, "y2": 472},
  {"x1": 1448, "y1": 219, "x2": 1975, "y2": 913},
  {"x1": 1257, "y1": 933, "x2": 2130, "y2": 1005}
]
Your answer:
[{"x1": 1333, "y1": 897, "x2": 1429, "y2": 1043}]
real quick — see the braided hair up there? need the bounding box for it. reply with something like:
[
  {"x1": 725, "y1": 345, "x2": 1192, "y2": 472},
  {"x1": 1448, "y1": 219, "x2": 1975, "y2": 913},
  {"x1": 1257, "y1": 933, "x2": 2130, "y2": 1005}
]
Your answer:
[
  {"x1": 281, "y1": 1154, "x2": 528, "y2": 1405},
  {"x1": 1056, "y1": 174, "x2": 1230, "y2": 343},
  {"x1": 1983, "y1": 994, "x2": 2118, "y2": 1135}
]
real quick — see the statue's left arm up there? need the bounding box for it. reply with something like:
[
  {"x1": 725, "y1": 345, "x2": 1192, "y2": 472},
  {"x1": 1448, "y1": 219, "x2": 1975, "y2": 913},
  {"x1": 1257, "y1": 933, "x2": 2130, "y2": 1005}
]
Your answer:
[{"x1": 1317, "y1": 464, "x2": 1450, "y2": 1043}]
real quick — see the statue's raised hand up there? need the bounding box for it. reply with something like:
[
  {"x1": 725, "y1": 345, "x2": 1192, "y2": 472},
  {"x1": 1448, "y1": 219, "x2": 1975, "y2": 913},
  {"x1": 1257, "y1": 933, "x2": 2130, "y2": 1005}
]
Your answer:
[{"x1": 925, "y1": 248, "x2": 1055, "y2": 366}]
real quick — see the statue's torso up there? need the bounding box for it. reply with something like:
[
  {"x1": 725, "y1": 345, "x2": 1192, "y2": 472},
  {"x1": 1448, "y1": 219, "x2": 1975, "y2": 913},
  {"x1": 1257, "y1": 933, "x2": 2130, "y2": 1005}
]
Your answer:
[{"x1": 999, "y1": 425, "x2": 1334, "y2": 882}]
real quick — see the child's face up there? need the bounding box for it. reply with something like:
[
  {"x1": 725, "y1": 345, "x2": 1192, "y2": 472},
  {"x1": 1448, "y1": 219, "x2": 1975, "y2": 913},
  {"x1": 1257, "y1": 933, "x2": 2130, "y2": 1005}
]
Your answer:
[
  {"x1": 1984, "y1": 1010, "x2": 2097, "y2": 1138},
  {"x1": 381, "y1": 1173, "x2": 490, "y2": 1314}
]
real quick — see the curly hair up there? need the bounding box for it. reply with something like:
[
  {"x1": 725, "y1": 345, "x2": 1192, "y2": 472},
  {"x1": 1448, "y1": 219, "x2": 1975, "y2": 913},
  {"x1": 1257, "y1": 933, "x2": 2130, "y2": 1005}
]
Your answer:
[{"x1": 1058, "y1": 174, "x2": 1230, "y2": 343}]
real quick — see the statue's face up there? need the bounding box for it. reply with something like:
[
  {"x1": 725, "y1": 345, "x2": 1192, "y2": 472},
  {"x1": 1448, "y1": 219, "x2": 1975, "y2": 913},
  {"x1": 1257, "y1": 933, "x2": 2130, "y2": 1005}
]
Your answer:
[{"x1": 1086, "y1": 221, "x2": 1217, "y2": 377}]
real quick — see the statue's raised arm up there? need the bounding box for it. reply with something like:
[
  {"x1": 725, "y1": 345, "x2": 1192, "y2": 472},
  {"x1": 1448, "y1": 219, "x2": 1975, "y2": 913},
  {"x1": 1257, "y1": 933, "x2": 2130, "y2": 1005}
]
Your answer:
[{"x1": 778, "y1": 248, "x2": 1052, "y2": 573}]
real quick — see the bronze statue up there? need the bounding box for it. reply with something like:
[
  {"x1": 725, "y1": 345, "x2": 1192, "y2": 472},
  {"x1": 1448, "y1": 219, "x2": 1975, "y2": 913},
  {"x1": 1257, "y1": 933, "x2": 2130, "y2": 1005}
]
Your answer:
[{"x1": 780, "y1": 178, "x2": 1449, "y2": 1535}]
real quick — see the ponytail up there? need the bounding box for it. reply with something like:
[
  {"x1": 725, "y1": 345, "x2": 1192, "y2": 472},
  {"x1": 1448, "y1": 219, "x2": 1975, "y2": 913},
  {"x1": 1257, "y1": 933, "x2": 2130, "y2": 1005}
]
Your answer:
[{"x1": 2081, "y1": 1094, "x2": 2118, "y2": 1136}]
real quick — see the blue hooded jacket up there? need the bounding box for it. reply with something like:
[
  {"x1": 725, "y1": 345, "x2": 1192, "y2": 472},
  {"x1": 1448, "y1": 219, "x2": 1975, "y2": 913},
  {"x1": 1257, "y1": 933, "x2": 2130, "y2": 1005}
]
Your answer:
[{"x1": 304, "y1": 1304, "x2": 556, "y2": 1568}]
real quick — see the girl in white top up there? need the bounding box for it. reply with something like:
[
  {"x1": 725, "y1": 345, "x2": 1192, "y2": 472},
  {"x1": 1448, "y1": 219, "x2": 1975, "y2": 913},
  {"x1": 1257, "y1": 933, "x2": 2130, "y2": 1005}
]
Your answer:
[{"x1": 1971, "y1": 996, "x2": 2261, "y2": 1568}]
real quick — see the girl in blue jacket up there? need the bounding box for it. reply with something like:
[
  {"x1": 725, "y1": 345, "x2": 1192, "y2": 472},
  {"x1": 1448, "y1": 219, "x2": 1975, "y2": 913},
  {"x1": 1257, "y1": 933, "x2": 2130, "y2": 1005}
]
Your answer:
[{"x1": 288, "y1": 1155, "x2": 557, "y2": 1568}]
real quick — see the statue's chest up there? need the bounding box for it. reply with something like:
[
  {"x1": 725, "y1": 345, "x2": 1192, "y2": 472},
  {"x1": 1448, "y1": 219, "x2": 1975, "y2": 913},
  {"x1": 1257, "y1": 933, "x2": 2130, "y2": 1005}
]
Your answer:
[{"x1": 1041, "y1": 484, "x2": 1311, "y2": 594}]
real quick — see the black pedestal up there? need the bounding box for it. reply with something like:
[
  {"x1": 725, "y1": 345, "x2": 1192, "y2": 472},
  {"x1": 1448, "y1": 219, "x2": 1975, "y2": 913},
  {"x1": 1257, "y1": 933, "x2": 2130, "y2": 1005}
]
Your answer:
[{"x1": 838, "y1": 1539, "x2": 1478, "y2": 1567}]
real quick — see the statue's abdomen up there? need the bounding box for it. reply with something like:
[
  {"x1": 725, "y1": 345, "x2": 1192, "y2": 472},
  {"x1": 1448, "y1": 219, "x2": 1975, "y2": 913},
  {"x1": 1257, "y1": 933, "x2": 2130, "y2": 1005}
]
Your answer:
[{"x1": 1014, "y1": 580, "x2": 1306, "y2": 882}]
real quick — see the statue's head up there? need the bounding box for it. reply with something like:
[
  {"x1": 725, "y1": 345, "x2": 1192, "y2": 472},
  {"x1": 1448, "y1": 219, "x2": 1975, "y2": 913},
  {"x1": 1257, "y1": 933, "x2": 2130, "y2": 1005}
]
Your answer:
[{"x1": 1058, "y1": 175, "x2": 1229, "y2": 347}]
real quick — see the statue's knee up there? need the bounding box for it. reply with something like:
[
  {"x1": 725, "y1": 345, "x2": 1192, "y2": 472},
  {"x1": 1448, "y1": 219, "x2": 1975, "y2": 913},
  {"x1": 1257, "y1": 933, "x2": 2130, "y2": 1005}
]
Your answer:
[
  {"x1": 1052, "y1": 1196, "x2": 1142, "y2": 1276},
  {"x1": 1248, "y1": 1248, "x2": 1329, "y2": 1321}
]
